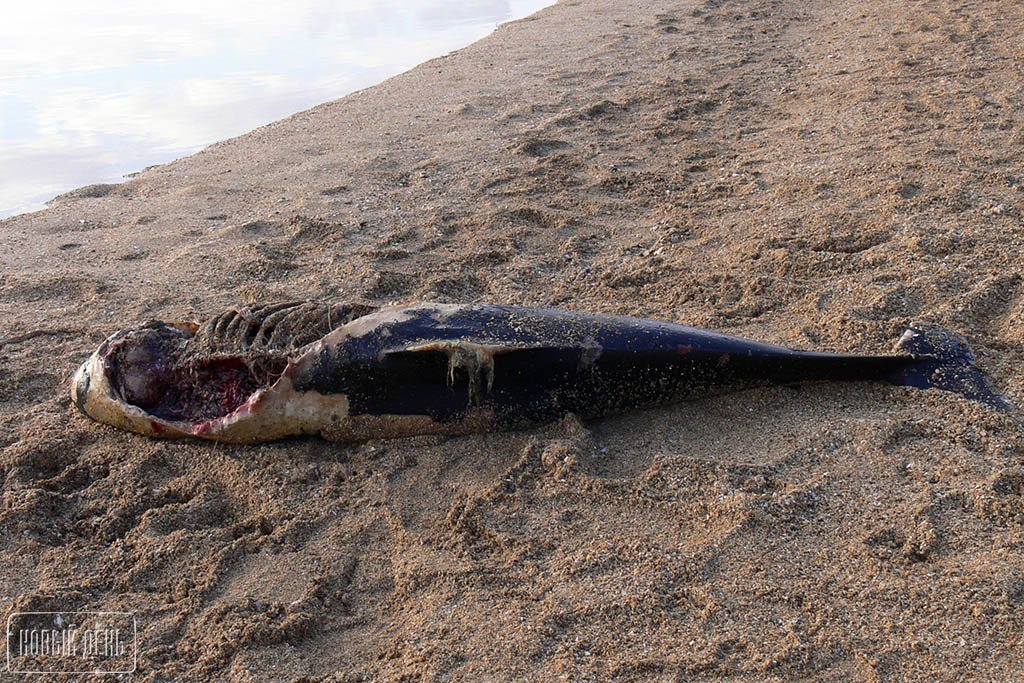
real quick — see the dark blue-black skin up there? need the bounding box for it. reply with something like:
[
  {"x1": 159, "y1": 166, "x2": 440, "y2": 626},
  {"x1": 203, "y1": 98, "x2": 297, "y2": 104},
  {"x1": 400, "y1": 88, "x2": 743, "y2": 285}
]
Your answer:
[{"x1": 289, "y1": 304, "x2": 1007, "y2": 427}]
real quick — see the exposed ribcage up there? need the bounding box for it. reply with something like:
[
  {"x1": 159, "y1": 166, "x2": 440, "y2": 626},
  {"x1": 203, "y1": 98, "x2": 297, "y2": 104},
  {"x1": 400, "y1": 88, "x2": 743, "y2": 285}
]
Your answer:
[{"x1": 188, "y1": 301, "x2": 378, "y2": 356}]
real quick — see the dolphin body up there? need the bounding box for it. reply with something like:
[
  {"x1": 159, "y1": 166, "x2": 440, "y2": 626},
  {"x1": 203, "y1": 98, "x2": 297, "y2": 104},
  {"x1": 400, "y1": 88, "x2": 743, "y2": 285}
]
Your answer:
[{"x1": 72, "y1": 301, "x2": 1010, "y2": 443}]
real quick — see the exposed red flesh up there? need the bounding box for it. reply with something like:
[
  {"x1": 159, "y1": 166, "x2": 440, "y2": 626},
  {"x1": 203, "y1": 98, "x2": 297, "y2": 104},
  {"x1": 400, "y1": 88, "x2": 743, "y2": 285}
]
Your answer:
[
  {"x1": 109, "y1": 329, "x2": 287, "y2": 424},
  {"x1": 146, "y1": 357, "x2": 285, "y2": 423}
]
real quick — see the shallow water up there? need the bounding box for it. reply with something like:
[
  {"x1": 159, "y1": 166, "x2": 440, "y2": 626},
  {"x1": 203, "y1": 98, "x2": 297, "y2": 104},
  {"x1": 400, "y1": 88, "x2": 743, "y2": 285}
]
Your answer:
[{"x1": 0, "y1": 0, "x2": 554, "y2": 218}]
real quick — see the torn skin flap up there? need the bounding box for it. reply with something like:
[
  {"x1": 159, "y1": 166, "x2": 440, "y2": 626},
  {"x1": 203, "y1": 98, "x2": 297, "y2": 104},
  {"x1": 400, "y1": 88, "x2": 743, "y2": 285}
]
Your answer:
[
  {"x1": 385, "y1": 340, "x2": 522, "y2": 404},
  {"x1": 381, "y1": 340, "x2": 605, "y2": 408}
]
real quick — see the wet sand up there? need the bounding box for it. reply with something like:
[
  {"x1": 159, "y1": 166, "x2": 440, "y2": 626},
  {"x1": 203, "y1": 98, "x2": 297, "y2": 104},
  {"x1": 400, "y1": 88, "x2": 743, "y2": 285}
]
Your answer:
[{"x1": 2, "y1": 0, "x2": 1023, "y2": 680}]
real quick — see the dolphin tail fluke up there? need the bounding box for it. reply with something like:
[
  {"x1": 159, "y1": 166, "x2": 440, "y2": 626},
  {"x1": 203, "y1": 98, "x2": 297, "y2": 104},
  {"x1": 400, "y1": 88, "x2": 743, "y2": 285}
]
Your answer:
[{"x1": 890, "y1": 325, "x2": 1012, "y2": 412}]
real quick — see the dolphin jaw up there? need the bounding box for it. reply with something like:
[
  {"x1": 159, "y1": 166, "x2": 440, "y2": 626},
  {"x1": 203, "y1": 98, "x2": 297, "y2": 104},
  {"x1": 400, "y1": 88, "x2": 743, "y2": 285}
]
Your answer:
[{"x1": 71, "y1": 334, "x2": 350, "y2": 444}]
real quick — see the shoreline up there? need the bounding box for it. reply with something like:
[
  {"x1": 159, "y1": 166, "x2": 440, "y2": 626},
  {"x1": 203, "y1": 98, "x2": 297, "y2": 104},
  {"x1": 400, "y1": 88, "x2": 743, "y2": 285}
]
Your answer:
[
  {"x1": 0, "y1": 2, "x2": 557, "y2": 221},
  {"x1": 2, "y1": 0, "x2": 1023, "y2": 679}
]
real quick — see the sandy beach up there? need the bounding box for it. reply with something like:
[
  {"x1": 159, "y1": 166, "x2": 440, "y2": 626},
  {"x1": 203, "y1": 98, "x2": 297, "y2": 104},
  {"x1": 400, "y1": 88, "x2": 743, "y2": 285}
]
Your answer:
[{"x1": 2, "y1": 0, "x2": 1023, "y2": 679}]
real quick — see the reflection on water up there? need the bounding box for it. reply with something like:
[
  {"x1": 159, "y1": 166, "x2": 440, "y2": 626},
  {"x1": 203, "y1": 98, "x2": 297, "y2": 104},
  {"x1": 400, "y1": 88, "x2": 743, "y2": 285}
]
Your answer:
[{"x1": 0, "y1": 0, "x2": 554, "y2": 218}]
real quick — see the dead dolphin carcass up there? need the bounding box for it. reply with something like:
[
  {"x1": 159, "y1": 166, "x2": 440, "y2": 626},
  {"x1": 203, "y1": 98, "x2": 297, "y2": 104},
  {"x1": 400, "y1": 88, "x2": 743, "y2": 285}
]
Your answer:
[{"x1": 72, "y1": 301, "x2": 1010, "y2": 443}]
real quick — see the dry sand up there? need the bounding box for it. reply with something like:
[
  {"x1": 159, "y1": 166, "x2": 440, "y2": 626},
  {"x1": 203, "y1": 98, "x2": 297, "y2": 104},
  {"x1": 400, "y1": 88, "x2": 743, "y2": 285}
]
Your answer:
[{"x1": 2, "y1": 0, "x2": 1024, "y2": 680}]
